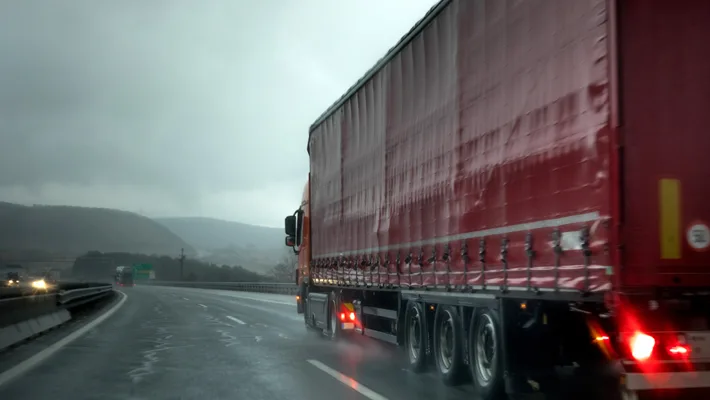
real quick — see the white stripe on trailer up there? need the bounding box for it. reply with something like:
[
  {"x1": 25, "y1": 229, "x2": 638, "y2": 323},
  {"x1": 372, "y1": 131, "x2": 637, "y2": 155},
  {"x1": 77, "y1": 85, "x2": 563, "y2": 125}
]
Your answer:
[
  {"x1": 314, "y1": 211, "x2": 603, "y2": 258},
  {"x1": 625, "y1": 371, "x2": 710, "y2": 390}
]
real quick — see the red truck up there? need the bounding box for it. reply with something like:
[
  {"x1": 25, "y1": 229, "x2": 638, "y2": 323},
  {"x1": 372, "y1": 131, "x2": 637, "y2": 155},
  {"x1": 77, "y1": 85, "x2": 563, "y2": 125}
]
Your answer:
[{"x1": 284, "y1": 1, "x2": 710, "y2": 398}]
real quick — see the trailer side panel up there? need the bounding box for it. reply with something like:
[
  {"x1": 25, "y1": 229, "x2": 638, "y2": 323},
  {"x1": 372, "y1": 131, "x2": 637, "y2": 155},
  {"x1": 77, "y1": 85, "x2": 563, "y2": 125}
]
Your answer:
[{"x1": 309, "y1": 0, "x2": 613, "y2": 293}]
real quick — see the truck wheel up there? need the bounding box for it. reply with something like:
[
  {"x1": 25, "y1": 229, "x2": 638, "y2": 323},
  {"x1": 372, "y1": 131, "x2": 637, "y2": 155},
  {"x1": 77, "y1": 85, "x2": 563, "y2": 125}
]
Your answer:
[
  {"x1": 469, "y1": 309, "x2": 504, "y2": 400},
  {"x1": 404, "y1": 301, "x2": 428, "y2": 373},
  {"x1": 329, "y1": 293, "x2": 341, "y2": 340},
  {"x1": 433, "y1": 305, "x2": 467, "y2": 386}
]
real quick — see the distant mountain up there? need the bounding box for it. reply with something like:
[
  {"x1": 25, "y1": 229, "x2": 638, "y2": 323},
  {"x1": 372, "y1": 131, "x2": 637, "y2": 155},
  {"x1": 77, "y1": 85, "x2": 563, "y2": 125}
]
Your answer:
[
  {"x1": 154, "y1": 217, "x2": 285, "y2": 273},
  {"x1": 0, "y1": 202, "x2": 195, "y2": 257},
  {"x1": 153, "y1": 217, "x2": 283, "y2": 250}
]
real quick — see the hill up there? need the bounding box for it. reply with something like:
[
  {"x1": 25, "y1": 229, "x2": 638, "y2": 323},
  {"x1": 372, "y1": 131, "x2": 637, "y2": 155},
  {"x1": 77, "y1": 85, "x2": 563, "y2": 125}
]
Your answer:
[
  {"x1": 154, "y1": 217, "x2": 283, "y2": 250},
  {"x1": 154, "y1": 217, "x2": 285, "y2": 273},
  {"x1": 0, "y1": 202, "x2": 195, "y2": 258}
]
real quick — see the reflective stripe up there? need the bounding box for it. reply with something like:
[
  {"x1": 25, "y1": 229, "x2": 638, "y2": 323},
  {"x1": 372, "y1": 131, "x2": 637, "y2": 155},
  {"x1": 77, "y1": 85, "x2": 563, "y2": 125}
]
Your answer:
[
  {"x1": 625, "y1": 371, "x2": 710, "y2": 390},
  {"x1": 314, "y1": 211, "x2": 602, "y2": 259}
]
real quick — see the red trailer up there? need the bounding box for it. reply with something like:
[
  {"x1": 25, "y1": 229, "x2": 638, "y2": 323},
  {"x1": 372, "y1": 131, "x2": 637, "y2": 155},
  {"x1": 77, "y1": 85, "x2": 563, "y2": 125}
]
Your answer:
[{"x1": 285, "y1": 1, "x2": 710, "y2": 398}]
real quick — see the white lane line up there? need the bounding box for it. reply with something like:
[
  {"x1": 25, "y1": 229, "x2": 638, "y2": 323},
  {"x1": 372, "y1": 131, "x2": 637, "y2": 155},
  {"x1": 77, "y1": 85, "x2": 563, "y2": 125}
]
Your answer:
[
  {"x1": 198, "y1": 303, "x2": 208, "y2": 308},
  {"x1": 226, "y1": 315, "x2": 246, "y2": 325},
  {"x1": 182, "y1": 297, "x2": 189, "y2": 301},
  {"x1": 233, "y1": 296, "x2": 295, "y2": 306},
  {"x1": 0, "y1": 291, "x2": 128, "y2": 388},
  {"x1": 307, "y1": 359, "x2": 389, "y2": 400}
]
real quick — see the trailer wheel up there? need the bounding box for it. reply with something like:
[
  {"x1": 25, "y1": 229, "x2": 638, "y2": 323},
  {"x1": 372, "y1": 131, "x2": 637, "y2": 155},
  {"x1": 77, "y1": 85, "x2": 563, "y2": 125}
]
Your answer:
[
  {"x1": 328, "y1": 293, "x2": 341, "y2": 340},
  {"x1": 404, "y1": 301, "x2": 428, "y2": 373},
  {"x1": 433, "y1": 305, "x2": 467, "y2": 385},
  {"x1": 469, "y1": 309, "x2": 504, "y2": 400}
]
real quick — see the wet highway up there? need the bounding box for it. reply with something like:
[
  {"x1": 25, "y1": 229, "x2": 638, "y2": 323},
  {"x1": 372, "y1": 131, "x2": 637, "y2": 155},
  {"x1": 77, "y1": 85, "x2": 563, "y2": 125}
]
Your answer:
[{"x1": 0, "y1": 286, "x2": 477, "y2": 400}]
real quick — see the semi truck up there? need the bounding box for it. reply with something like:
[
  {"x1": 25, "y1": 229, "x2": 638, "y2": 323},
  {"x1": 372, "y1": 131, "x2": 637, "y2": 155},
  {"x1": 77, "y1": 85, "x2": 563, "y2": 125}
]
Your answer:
[
  {"x1": 114, "y1": 266, "x2": 134, "y2": 287},
  {"x1": 284, "y1": 1, "x2": 710, "y2": 399}
]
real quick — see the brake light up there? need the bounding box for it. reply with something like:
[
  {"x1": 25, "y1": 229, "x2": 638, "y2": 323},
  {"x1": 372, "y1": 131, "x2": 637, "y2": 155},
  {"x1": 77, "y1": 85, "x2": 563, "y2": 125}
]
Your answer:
[
  {"x1": 349, "y1": 312, "x2": 355, "y2": 321},
  {"x1": 668, "y1": 344, "x2": 690, "y2": 356},
  {"x1": 629, "y1": 332, "x2": 656, "y2": 361},
  {"x1": 340, "y1": 312, "x2": 346, "y2": 321}
]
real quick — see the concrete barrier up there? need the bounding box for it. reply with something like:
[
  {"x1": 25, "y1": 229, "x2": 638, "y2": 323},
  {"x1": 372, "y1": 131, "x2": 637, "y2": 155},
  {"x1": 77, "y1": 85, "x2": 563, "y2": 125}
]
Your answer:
[{"x1": 0, "y1": 282, "x2": 113, "y2": 352}]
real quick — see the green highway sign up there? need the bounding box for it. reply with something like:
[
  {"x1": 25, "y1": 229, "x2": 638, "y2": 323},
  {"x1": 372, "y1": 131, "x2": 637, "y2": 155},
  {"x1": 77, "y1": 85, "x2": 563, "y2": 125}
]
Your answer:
[{"x1": 133, "y1": 264, "x2": 154, "y2": 280}]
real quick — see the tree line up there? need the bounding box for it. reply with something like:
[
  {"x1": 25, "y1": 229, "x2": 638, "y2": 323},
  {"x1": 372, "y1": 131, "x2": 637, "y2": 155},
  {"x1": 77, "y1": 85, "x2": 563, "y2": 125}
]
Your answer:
[{"x1": 71, "y1": 251, "x2": 274, "y2": 283}]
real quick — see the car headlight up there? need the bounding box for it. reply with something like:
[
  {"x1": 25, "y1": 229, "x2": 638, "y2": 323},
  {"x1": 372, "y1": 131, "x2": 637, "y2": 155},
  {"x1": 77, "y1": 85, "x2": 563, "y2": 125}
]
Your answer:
[{"x1": 31, "y1": 279, "x2": 47, "y2": 289}]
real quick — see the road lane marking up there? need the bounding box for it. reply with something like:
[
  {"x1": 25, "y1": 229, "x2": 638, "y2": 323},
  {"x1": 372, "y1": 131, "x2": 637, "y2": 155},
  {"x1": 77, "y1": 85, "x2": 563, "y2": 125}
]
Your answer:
[
  {"x1": 182, "y1": 297, "x2": 189, "y2": 301},
  {"x1": 156, "y1": 286, "x2": 296, "y2": 306},
  {"x1": 0, "y1": 290, "x2": 128, "y2": 388},
  {"x1": 198, "y1": 304, "x2": 208, "y2": 308},
  {"x1": 307, "y1": 359, "x2": 389, "y2": 400},
  {"x1": 226, "y1": 315, "x2": 246, "y2": 325}
]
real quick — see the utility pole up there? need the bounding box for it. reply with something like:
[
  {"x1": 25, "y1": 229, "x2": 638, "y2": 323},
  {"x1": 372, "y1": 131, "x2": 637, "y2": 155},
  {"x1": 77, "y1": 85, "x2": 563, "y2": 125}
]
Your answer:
[{"x1": 178, "y1": 248, "x2": 186, "y2": 280}]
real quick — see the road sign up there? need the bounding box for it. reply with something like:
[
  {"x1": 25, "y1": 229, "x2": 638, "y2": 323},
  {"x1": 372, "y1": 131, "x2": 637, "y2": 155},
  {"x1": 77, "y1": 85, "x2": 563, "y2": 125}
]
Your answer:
[{"x1": 133, "y1": 264, "x2": 153, "y2": 280}]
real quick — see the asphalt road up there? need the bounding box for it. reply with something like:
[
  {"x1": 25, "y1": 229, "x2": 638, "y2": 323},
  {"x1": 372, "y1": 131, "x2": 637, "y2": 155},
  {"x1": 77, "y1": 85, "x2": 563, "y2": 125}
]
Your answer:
[{"x1": 0, "y1": 285, "x2": 478, "y2": 400}]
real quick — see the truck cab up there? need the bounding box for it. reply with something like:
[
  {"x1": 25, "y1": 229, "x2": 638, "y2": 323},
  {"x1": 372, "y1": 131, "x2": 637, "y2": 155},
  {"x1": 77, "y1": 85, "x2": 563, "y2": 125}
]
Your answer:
[{"x1": 284, "y1": 179, "x2": 310, "y2": 314}]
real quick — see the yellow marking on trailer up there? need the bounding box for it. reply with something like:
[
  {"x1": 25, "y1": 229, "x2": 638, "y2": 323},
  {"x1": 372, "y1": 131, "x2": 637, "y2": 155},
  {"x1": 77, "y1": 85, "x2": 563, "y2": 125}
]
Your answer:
[
  {"x1": 659, "y1": 178, "x2": 682, "y2": 259},
  {"x1": 343, "y1": 302, "x2": 354, "y2": 311}
]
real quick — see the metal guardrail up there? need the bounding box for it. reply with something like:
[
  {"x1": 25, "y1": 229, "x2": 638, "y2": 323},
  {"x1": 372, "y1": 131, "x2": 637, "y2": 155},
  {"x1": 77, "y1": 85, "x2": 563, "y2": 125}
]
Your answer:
[
  {"x1": 0, "y1": 282, "x2": 113, "y2": 329},
  {"x1": 0, "y1": 281, "x2": 114, "y2": 351},
  {"x1": 58, "y1": 284, "x2": 113, "y2": 308},
  {"x1": 140, "y1": 281, "x2": 299, "y2": 295}
]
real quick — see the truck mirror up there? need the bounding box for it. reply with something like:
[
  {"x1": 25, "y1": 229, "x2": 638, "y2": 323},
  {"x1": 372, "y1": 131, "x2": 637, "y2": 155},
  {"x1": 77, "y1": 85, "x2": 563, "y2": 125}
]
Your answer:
[
  {"x1": 285, "y1": 235, "x2": 296, "y2": 247},
  {"x1": 285, "y1": 215, "x2": 296, "y2": 236}
]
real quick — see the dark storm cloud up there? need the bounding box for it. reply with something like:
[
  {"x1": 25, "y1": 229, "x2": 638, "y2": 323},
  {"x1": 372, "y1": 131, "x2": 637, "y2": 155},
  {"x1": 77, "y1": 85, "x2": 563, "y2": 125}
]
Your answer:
[{"x1": 0, "y1": 0, "x2": 438, "y2": 226}]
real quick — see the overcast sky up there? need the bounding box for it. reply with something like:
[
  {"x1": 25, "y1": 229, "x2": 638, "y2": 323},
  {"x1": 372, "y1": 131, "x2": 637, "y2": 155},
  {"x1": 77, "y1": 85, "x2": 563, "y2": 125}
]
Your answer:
[{"x1": 0, "y1": 0, "x2": 437, "y2": 227}]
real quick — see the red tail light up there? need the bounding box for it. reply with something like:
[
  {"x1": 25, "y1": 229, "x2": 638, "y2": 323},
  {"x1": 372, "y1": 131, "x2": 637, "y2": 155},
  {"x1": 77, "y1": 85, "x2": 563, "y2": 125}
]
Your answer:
[
  {"x1": 340, "y1": 312, "x2": 346, "y2": 321},
  {"x1": 668, "y1": 344, "x2": 690, "y2": 356},
  {"x1": 629, "y1": 332, "x2": 656, "y2": 361},
  {"x1": 349, "y1": 312, "x2": 355, "y2": 321}
]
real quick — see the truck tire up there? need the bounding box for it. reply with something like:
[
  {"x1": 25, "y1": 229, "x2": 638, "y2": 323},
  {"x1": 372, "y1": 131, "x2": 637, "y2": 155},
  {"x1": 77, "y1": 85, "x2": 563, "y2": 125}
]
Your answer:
[
  {"x1": 328, "y1": 292, "x2": 341, "y2": 341},
  {"x1": 404, "y1": 301, "x2": 428, "y2": 373},
  {"x1": 433, "y1": 305, "x2": 467, "y2": 386},
  {"x1": 469, "y1": 308, "x2": 504, "y2": 400}
]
